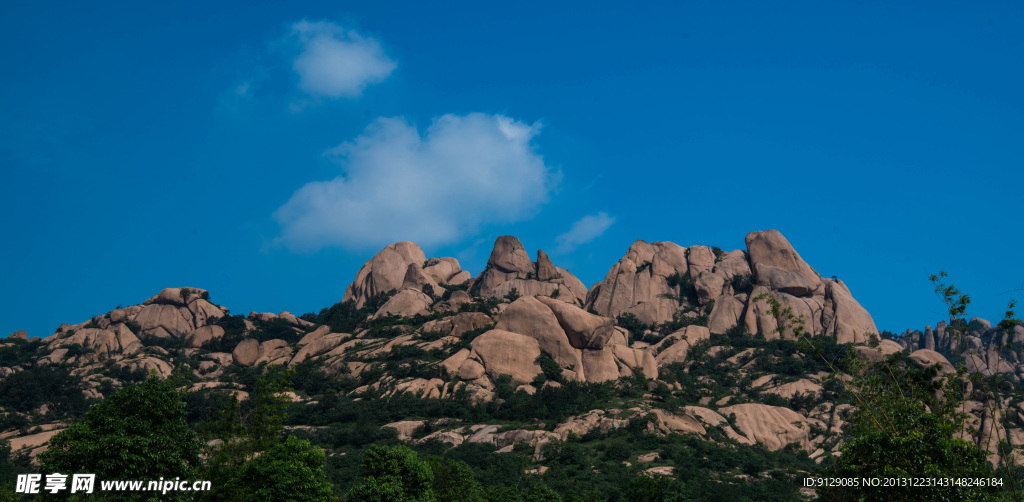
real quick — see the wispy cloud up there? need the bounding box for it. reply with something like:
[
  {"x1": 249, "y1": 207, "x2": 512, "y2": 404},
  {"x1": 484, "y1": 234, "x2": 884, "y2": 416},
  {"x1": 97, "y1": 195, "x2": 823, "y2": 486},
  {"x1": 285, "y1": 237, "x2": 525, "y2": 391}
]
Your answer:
[
  {"x1": 554, "y1": 212, "x2": 616, "y2": 254},
  {"x1": 290, "y1": 20, "x2": 396, "y2": 99},
  {"x1": 273, "y1": 113, "x2": 559, "y2": 251}
]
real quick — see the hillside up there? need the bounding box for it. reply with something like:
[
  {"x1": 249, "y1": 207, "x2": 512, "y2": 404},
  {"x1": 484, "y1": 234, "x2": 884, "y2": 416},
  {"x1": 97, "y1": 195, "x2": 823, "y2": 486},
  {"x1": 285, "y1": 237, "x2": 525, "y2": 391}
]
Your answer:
[{"x1": 2, "y1": 229, "x2": 1021, "y2": 500}]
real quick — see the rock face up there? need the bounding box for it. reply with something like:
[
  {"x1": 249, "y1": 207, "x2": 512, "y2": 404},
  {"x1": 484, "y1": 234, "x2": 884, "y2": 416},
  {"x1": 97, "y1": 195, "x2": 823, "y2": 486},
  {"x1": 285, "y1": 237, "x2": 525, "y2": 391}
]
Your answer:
[
  {"x1": 474, "y1": 236, "x2": 588, "y2": 306},
  {"x1": 718, "y1": 403, "x2": 823, "y2": 451},
  {"x1": 496, "y1": 297, "x2": 582, "y2": 372},
  {"x1": 372, "y1": 289, "x2": 433, "y2": 318},
  {"x1": 585, "y1": 240, "x2": 689, "y2": 325},
  {"x1": 343, "y1": 242, "x2": 427, "y2": 308},
  {"x1": 232, "y1": 339, "x2": 261, "y2": 366},
  {"x1": 586, "y1": 230, "x2": 878, "y2": 344},
  {"x1": 467, "y1": 330, "x2": 542, "y2": 386},
  {"x1": 130, "y1": 287, "x2": 227, "y2": 339},
  {"x1": 494, "y1": 296, "x2": 653, "y2": 382}
]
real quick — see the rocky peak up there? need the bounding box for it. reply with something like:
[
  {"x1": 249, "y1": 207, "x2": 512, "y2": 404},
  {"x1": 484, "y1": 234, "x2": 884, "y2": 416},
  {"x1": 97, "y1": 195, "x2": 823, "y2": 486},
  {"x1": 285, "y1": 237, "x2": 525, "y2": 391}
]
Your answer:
[
  {"x1": 898, "y1": 317, "x2": 1024, "y2": 382},
  {"x1": 343, "y1": 242, "x2": 427, "y2": 309},
  {"x1": 485, "y1": 236, "x2": 535, "y2": 275},
  {"x1": 585, "y1": 229, "x2": 877, "y2": 344},
  {"x1": 474, "y1": 236, "x2": 588, "y2": 306},
  {"x1": 745, "y1": 230, "x2": 822, "y2": 297},
  {"x1": 536, "y1": 250, "x2": 560, "y2": 281},
  {"x1": 343, "y1": 243, "x2": 469, "y2": 310}
]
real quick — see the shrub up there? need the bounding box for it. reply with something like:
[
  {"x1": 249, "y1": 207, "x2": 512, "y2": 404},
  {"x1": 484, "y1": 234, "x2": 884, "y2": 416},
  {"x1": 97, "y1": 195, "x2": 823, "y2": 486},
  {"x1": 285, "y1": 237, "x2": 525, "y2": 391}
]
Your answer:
[
  {"x1": 666, "y1": 271, "x2": 698, "y2": 304},
  {"x1": 617, "y1": 313, "x2": 649, "y2": 338},
  {"x1": 730, "y1": 273, "x2": 754, "y2": 295}
]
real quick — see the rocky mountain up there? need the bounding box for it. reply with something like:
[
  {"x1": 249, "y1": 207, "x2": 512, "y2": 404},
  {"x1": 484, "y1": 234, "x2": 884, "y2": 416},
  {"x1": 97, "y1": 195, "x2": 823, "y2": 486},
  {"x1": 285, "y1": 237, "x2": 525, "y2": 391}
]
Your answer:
[{"x1": 1, "y1": 229, "x2": 1020, "y2": 497}]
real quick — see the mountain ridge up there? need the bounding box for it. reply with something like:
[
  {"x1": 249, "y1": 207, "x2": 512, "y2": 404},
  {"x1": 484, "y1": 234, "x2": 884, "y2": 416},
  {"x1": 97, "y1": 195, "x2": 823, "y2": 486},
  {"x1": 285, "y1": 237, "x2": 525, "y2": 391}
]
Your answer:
[{"x1": 3, "y1": 228, "x2": 1022, "y2": 495}]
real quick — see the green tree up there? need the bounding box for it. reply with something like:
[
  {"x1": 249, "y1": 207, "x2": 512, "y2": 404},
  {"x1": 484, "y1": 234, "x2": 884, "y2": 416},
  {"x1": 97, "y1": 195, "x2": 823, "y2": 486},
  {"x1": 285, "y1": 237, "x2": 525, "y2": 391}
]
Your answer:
[
  {"x1": 228, "y1": 436, "x2": 333, "y2": 502},
  {"x1": 426, "y1": 456, "x2": 484, "y2": 502},
  {"x1": 200, "y1": 365, "x2": 334, "y2": 501},
  {"x1": 38, "y1": 375, "x2": 202, "y2": 500},
  {"x1": 346, "y1": 444, "x2": 437, "y2": 501},
  {"x1": 626, "y1": 474, "x2": 685, "y2": 502},
  {"x1": 820, "y1": 353, "x2": 995, "y2": 501},
  {"x1": 520, "y1": 483, "x2": 561, "y2": 502}
]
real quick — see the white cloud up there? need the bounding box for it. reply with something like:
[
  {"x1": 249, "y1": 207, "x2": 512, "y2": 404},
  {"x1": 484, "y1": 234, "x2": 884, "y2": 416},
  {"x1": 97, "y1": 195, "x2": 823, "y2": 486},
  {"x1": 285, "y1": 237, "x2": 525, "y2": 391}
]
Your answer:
[
  {"x1": 290, "y1": 20, "x2": 396, "y2": 98},
  {"x1": 554, "y1": 212, "x2": 616, "y2": 254},
  {"x1": 274, "y1": 113, "x2": 559, "y2": 251}
]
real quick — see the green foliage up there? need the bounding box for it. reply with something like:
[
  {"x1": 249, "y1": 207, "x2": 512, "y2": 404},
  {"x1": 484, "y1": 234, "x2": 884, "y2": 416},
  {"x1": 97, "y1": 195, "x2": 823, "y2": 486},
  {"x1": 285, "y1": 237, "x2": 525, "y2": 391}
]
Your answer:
[
  {"x1": 201, "y1": 366, "x2": 337, "y2": 501},
  {"x1": 504, "y1": 288, "x2": 521, "y2": 303},
  {"x1": 0, "y1": 339, "x2": 41, "y2": 367},
  {"x1": 635, "y1": 261, "x2": 652, "y2": 273},
  {"x1": 616, "y1": 313, "x2": 649, "y2": 338},
  {"x1": 0, "y1": 365, "x2": 88, "y2": 419},
  {"x1": 251, "y1": 317, "x2": 305, "y2": 345},
  {"x1": 39, "y1": 376, "x2": 202, "y2": 499},
  {"x1": 426, "y1": 457, "x2": 484, "y2": 502},
  {"x1": 821, "y1": 354, "x2": 996, "y2": 501},
  {"x1": 228, "y1": 436, "x2": 333, "y2": 502},
  {"x1": 729, "y1": 273, "x2": 754, "y2": 295},
  {"x1": 665, "y1": 271, "x2": 698, "y2": 304},
  {"x1": 440, "y1": 283, "x2": 469, "y2": 301},
  {"x1": 347, "y1": 444, "x2": 437, "y2": 501},
  {"x1": 301, "y1": 290, "x2": 398, "y2": 335},
  {"x1": 248, "y1": 365, "x2": 293, "y2": 451},
  {"x1": 291, "y1": 358, "x2": 350, "y2": 396},
  {"x1": 537, "y1": 352, "x2": 565, "y2": 384},
  {"x1": 460, "y1": 297, "x2": 501, "y2": 315},
  {"x1": 656, "y1": 308, "x2": 708, "y2": 335},
  {"x1": 626, "y1": 474, "x2": 685, "y2": 502},
  {"x1": 204, "y1": 314, "x2": 248, "y2": 353}
]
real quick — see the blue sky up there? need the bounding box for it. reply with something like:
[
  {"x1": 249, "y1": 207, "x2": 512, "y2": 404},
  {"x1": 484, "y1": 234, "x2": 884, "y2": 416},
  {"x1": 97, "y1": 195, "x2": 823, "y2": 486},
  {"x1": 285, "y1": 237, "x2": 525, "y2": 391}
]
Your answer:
[{"x1": 2, "y1": 1, "x2": 1022, "y2": 338}]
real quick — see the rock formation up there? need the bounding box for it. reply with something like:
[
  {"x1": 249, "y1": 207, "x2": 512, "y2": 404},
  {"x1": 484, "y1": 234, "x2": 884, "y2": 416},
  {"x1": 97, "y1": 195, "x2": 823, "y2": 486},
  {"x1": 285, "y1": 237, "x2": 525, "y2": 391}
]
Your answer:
[
  {"x1": 585, "y1": 230, "x2": 877, "y2": 344},
  {"x1": 474, "y1": 236, "x2": 588, "y2": 306},
  {"x1": 10, "y1": 229, "x2": 1021, "y2": 474}
]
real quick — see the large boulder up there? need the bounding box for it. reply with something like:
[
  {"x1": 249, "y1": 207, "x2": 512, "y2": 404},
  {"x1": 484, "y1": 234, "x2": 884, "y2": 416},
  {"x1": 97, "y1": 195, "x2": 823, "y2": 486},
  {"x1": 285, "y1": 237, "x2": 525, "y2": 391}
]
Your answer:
[
  {"x1": 744, "y1": 230, "x2": 821, "y2": 295},
  {"x1": 421, "y1": 312, "x2": 493, "y2": 338},
  {"x1": 343, "y1": 242, "x2": 427, "y2": 309},
  {"x1": 401, "y1": 263, "x2": 440, "y2": 295},
  {"x1": 372, "y1": 289, "x2": 433, "y2": 318},
  {"x1": 909, "y1": 349, "x2": 956, "y2": 375},
  {"x1": 718, "y1": 403, "x2": 823, "y2": 451},
  {"x1": 188, "y1": 325, "x2": 224, "y2": 349},
  {"x1": 580, "y1": 349, "x2": 621, "y2": 383},
  {"x1": 232, "y1": 339, "x2": 260, "y2": 367},
  {"x1": 132, "y1": 304, "x2": 194, "y2": 338},
  {"x1": 48, "y1": 328, "x2": 121, "y2": 361},
  {"x1": 822, "y1": 279, "x2": 878, "y2": 344},
  {"x1": 130, "y1": 288, "x2": 226, "y2": 339},
  {"x1": 535, "y1": 296, "x2": 619, "y2": 349},
  {"x1": 653, "y1": 325, "x2": 710, "y2": 365},
  {"x1": 536, "y1": 250, "x2": 560, "y2": 281},
  {"x1": 708, "y1": 294, "x2": 745, "y2": 334},
  {"x1": 421, "y1": 257, "x2": 467, "y2": 285},
  {"x1": 496, "y1": 297, "x2": 582, "y2": 371},
  {"x1": 469, "y1": 330, "x2": 542, "y2": 386},
  {"x1": 291, "y1": 333, "x2": 349, "y2": 365}
]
